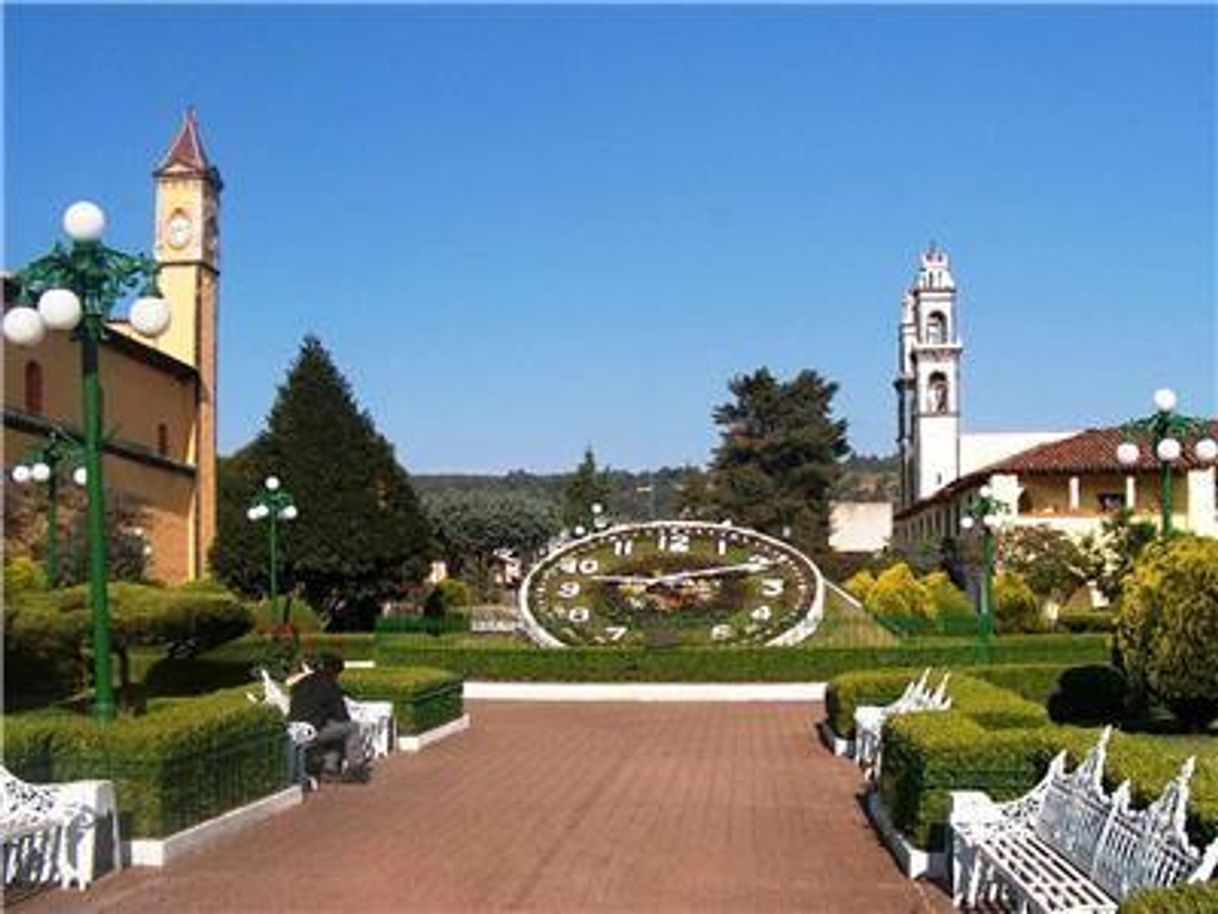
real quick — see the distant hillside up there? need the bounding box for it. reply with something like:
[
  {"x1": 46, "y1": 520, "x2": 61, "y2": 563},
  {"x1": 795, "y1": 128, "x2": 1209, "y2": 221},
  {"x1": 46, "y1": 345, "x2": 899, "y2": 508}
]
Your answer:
[{"x1": 412, "y1": 454, "x2": 898, "y2": 518}]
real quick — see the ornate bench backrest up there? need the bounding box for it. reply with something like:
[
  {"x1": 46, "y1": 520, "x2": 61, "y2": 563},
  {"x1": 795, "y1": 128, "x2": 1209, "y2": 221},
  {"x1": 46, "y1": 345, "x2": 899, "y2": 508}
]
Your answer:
[
  {"x1": 1091, "y1": 756, "x2": 1218, "y2": 899},
  {"x1": 1033, "y1": 727, "x2": 1114, "y2": 874},
  {"x1": 1, "y1": 764, "x2": 60, "y2": 823},
  {"x1": 259, "y1": 669, "x2": 291, "y2": 716}
]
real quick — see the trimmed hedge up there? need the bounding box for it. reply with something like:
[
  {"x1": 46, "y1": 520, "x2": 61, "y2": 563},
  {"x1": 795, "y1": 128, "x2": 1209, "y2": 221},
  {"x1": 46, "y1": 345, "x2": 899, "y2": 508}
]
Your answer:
[
  {"x1": 1120, "y1": 883, "x2": 1218, "y2": 913},
  {"x1": 2, "y1": 688, "x2": 289, "y2": 838},
  {"x1": 373, "y1": 635, "x2": 1111, "y2": 683},
  {"x1": 824, "y1": 669, "x2": 1048, "y2": 740},
  {"x1": 343, "y1": 667, "x2": 464, "y2": 736},
  {"x1": 1056, "y1": 609, "x2": 1115, "y2": 634},
  {"x1": 144, "y1": 633, "x2": 377, "y2": 696},
  {"x1": 968, "y1": 663, "x2": 1077, "y2": 706},
  {"x1": 878, "y1": 711, "x2": 1218, "y2": 852},
  {"x1": 374, "y1": 615, "x2": 471, "y2": 636}
]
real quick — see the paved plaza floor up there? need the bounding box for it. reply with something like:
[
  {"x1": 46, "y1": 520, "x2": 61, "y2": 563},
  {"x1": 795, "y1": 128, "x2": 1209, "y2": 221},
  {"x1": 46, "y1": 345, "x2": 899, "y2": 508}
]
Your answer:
[{"x1": 21, "y1": 701, "x2": 953, "y2": 913}]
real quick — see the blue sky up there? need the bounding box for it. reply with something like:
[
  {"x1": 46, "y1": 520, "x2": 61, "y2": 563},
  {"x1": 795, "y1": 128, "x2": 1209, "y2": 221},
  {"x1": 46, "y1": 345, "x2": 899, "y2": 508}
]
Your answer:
[{"x1": 5, "y1": 5, "x2": 1214, "y2": 473}]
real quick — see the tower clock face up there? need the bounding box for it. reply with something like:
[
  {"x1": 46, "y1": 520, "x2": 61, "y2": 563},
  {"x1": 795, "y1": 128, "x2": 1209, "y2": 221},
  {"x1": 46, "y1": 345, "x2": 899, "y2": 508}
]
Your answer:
[
  {"x1": 520, "y1": 521, "x2": 824, "y2": 648},
  {"x1": 166, "y1": 210, "x2": 194, "y2": 249}
]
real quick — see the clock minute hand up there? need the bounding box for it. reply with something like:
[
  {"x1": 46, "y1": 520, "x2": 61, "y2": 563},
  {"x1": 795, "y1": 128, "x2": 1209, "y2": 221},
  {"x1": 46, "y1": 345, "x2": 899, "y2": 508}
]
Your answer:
[{"x1": 657, "y1": 562, "x2": 767, "y2": 583}]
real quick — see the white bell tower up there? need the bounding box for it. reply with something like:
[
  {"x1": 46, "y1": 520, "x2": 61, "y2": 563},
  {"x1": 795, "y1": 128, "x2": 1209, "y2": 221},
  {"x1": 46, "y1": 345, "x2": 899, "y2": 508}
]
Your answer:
[{"x1": 896, "y1": 245, "x2": 962, "y2": 507}]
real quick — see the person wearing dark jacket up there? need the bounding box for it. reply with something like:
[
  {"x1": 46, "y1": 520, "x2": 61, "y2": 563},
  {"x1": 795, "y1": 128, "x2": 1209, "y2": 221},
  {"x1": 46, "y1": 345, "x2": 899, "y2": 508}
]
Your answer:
[{"x1": 288, "y1": 653, "x2": 369, "y2": 782}]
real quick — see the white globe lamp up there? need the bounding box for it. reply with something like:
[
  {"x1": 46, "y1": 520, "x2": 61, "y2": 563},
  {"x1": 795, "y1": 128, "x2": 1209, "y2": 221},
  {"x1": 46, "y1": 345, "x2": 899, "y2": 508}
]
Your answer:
[
  {"x1": 1153, "y1": 388, "x2": 1178, "y2": 413},
  {"x1": 37, "y1": 289, "x2": 82, "y2": 331},
  {"x1": 960, "y1": 516, "x2": 975, "y2": 530},
  {"x1": 129, "y1": 296, "x2": 171, "y2": 338},
  {"x1": 1156, "y1": 438, "x2": 1182, "y2": 463},
  {"x1": 31, "y1": 462, "x2": 52, "y2": 483},
  {"x1": 1116, "y1": 441, "x2": 1140, "y2": 466},
  {"x1": 3, "y1": 307, "x2": 46, "y2": 347},
  {"x1": 979, "y1": 485, "x2": 992, "y2": 498},
  {"x1": 11, "y1": 465, "x2": 31, "y2": 484},
  {"x1": 73, "y1": 467, "x2": 88, "y2": 486},
  {"x1": 265, "y1": 476, "x2": 280, "y2": 492},
  {"x1": 281, "y1": 505, "x2": 298, "y2": 521},
  {"x1": 982, "y1": 514, "x2": 999, "y2": 529},
  {"x1": 63, "y1": 201, "x2": 106, "y2": 242},
  {"x1": 1195, "y1": 438, "x2": 1218, "y2": 463},
  {"x1": 573, "y1": 525, "x2": 586, "y2": 537}
]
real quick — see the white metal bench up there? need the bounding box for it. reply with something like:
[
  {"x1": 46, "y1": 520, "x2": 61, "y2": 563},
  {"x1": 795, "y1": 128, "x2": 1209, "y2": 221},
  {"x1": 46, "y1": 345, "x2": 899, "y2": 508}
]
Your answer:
[
  {"x1": 294, "y1": 663, "x2": 395, "y2": 759},
  {"x1": 854, "y1": 668, "x2": 952, "y2": 775},
  {"x1": 950, "y1": 726, "x2": 1218, "y2": 913},
  {"x1": 1, "y1": 764, "x2": 119, "y2": 890}
]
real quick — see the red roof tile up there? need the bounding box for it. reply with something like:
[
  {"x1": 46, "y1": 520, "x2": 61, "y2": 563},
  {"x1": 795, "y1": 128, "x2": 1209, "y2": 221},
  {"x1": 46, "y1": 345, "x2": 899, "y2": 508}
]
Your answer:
[{"x1": 156, "y1": 108, "x2": 212, "y2": 175}]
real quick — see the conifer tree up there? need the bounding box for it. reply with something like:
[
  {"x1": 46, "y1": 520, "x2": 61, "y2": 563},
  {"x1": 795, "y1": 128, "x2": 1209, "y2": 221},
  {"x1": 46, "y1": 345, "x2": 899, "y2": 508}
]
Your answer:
[
  {"x1": 698, "y1": 368, "x2": 849, "y2": 558},
  {"x1": 561, "y1": 447, "x2": 613, "y2": 530},
  {"x1": 211, "y1": 336, "x2": 433, "y2": 628}
]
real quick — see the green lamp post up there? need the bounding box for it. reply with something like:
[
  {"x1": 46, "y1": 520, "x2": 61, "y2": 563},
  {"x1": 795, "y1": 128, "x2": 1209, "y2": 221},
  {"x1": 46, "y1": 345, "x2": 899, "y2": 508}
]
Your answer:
[
  {"x1": 9, "y1": 427, "x2": 87, "y2": 587},
  {"x1": 247, "y1": 476, "x2": 298, "y2": 625},
  {"x1": 1116, "y1": 388, "x2": 1216, "y2": 537},
  {"x1": 960, "y1": 485, "x2": 1006, "y2": 662},
  {"x1": 5, "y1": 201, "x2": 171, "y2": 721}
]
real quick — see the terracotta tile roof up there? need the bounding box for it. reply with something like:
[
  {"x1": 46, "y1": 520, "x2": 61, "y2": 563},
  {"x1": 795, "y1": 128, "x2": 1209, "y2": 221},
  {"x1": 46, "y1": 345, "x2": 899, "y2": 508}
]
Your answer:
[
  {"x1": 995, "y1": 422, "x2": 1218, "y2": 475},
  {"x1": 895, "y1": 421, "x2": 1218, "y2": 519}
]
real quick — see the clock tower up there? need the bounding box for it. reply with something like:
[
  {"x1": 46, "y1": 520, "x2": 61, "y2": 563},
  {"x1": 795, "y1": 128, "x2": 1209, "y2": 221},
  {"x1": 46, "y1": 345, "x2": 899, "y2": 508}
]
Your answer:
[
  {"x1": 895, "y1": 245, "x2": 962, "y2": 508},
  {"x1": 153, "y1": 108, "x2": 221, "y2": 573}
]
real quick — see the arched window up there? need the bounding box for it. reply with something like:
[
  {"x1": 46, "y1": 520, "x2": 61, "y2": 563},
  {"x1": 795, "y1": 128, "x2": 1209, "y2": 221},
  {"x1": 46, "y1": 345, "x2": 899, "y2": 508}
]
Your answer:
[
  {"x1": 24, "y1": 361, "x2": 43, "y2": 415},
  {"x1": 157, "y1": 423, "x2": 169, "y2": 457},
  {"x1": 928, "y1": 372, "x2": 949, "y2": 413},
  {"x1": 926, "y1": 312, "x2": 947, "y2": 344}
]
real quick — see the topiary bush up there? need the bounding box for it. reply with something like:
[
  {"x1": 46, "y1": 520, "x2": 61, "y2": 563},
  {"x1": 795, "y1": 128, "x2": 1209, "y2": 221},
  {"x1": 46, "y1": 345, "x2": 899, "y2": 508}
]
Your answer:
[
  {"x1": 1117, "y1": 536, "x2": 1218, "y2": 731},
  {"x1": 923, "y1": 571, "x2": 972, "y2": 616},
  {"x1": 867, "y1": 563, "x2": 932, "y2": 619},
  {"x1": 993, "y1": 570, "x2": 1044, "y2": 633},
  {"x1": 1046, "y1": 664, "x2": 1129, "y2": 725},
  {"x1": 842, "y1": 569, "x2": 876, "y2": 604}
]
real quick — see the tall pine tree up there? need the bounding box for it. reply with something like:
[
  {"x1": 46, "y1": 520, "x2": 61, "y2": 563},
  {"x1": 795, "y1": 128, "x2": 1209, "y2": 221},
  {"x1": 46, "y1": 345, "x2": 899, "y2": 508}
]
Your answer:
[
  {"x1": 561, "y1": 447, "x2": 613, "y2": 530},
  {"x1": 211, "y1": 336, "x2": 433, "y2": 629},
  {"x1": 692, "y1": 368, "x2": 849, "y2": 558}
]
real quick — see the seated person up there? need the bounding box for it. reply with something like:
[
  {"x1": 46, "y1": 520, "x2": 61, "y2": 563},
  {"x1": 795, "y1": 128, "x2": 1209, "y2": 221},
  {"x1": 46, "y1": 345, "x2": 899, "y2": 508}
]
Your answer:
[{"x1": 288, "y1": 653, "x2": 370, "y2": 782}]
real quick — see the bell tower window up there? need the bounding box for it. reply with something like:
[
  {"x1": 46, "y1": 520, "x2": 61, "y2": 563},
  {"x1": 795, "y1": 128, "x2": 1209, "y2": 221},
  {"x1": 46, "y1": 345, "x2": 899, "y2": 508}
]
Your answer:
[
  {"x1": 926, "y1": 312, "x2": 947, "y2": 344},
  {"x1": 928, "y1": 372, "x2": 949, "y2": 413}
]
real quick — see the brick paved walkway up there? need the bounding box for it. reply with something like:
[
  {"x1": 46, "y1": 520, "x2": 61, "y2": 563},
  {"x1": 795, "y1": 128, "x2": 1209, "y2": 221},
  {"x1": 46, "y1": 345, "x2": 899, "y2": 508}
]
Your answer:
[{"x1": 21, "y1": 702, "x2": 952, "y2": 913}]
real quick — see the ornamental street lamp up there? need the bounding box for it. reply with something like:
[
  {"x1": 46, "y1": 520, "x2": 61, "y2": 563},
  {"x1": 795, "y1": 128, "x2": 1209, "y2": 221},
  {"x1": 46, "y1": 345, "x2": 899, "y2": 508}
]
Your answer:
[
  {"x1": 9, "y1": 427, "x2": 87, "y2": 586},
  {"x1": 960, "y1": 485, "x2": 1006, "y2": 661},
  {"x1": 246, "y1": 476, "x2": 298, "y2": 625},
  {"x1": 5, "y1": 201, "x2": 170, "y2": 721},
  {"x1": 1116, "y1": 388, "x2": 1216, "y2": 537},
  {"x1": 572, "y1": 502, "x2": 610, "y2": 539}
]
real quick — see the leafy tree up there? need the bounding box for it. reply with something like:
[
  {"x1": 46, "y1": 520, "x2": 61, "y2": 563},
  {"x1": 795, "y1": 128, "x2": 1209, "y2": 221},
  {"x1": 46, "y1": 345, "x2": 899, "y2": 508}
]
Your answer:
[
  {"x1": 993, "y1": 570, "x2": 1044, "y2": 634},
  {"x1": 867, "y1": 562, "x2": 932, "y2": 618},
  {"x1": 692, "y1": 368, "x2": 849, "y2": 557},
  {"x1": 427, "y1": 492, "x2": 558, "y2": 597},
  {"x1": 997, "y1": 526, "x2": 1090, "y2": 604},
  {"x1": 210, "y1": 336, "x2": 434, "y2": 630},
  {"x1": 1117, "y1": 536, "x2": 1218, "y2": 730},
  {"x1": 561, "y1": 447, "x2": 613, "y2": 531},
  {"x1": 1081, "y1": 509, "x2": 1157, "y2": 603}
]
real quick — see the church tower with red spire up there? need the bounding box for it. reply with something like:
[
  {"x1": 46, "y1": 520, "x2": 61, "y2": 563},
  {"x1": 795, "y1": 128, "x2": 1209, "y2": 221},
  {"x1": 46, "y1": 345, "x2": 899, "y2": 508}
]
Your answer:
[{"x1": 152, "y1": 108, "x2": 221, "y2": 573}]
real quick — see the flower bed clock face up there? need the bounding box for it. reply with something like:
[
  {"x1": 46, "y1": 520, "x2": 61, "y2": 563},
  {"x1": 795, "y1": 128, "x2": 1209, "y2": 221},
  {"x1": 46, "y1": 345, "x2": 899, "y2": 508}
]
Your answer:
[{"x1": 520, "y1": 521, "x2": 823, "y2": 647}]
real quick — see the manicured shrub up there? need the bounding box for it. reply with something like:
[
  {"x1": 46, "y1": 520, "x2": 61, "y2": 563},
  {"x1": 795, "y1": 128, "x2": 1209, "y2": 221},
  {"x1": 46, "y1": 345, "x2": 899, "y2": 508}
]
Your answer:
[
  {"x1": 1055, "y1": 609, "x2": 1115, "y2": 633},
  {"x1": 867, "y1": 563, "x2": 932, "y2": 618},
  {"x1": 374, "y1": 614, "x2": 472, "y2": 636},
  {"x1": 1117, "y1": 536, "x2": 1218, "y2": 731},
  {"x1": 1046, "y1": 664, "x2": 1128, "y2": 725},
  {"x1": 343, "y1": 667, "x2": 464, "y2": 735},
  {"x1": 824, "y1": 669, "x2": 1047, "y2": 739},
  {"x1": 3, "y1": 688, "x2": 289, "y2": 838},
  {"x1": 923, "y1": 571, "x2": 972, "y2": 616},
  {"x1": 842, "y1": 569, "x2": 876, "y2": 605},
  {"x1": 993, "y1": 570, "x2": 1044, "y2": 634},
  {"x1": 968, "y1": 663, "x2": 1075, "y2": 705},
  {"x1": 4, "y1": 556, "x2": 48, "y2": 594},
  {"x1": 435, "y1": 578, "x2": 473, "y2": 608},
  {"x1": 373, "y1": 635, "x2": 1111, "y2": 684},
  {"x1": 1120, "y1": 883, "x2": 1218, "y2": 913}
]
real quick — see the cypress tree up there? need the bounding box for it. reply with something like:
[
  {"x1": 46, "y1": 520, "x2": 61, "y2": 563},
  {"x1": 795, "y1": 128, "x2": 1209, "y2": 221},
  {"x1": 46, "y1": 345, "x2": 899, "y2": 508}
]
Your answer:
[{"x1": 211, "y1": 336, "x2": 433, "y2": 628}]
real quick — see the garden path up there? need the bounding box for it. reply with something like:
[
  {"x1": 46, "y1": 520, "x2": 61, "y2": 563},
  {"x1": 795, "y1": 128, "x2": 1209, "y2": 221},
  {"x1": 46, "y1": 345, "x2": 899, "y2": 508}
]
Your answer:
[{"x1": 20, "y1": 701, "x2": 952, "y2": 913}]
